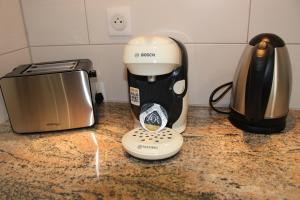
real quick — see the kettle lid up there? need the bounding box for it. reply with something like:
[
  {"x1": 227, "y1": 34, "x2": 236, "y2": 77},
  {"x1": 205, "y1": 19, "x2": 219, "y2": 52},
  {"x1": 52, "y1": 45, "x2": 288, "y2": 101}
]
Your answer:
[{"x1": 249, "y1": 33, "x2": 285, "y2": 47}]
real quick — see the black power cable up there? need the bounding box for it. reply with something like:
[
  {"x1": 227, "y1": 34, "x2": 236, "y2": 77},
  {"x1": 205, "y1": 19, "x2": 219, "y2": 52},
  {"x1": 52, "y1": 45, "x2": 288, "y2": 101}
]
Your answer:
[{"x1": 209, "y1": 82, "x2": 233, "y2": 114}]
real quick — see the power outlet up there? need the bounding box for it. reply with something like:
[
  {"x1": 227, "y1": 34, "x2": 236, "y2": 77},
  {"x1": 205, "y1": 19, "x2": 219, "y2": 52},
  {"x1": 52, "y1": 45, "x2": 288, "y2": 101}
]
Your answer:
[{"x1": 107, "y1": 7, "x2": 132, "y2": 36}]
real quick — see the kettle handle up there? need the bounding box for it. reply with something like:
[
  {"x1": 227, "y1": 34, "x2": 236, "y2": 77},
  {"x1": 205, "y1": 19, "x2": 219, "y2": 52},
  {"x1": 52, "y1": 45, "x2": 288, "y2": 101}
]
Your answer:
[{"x1": 244, "y1": 43, "x2": 274, "y2": 120}]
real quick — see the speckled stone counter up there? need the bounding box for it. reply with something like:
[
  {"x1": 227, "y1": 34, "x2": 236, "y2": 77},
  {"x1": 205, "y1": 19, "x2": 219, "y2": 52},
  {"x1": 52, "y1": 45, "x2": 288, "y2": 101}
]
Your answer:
[{"x1": 0, "y1": 103, "x2": 299, "y2": 200}]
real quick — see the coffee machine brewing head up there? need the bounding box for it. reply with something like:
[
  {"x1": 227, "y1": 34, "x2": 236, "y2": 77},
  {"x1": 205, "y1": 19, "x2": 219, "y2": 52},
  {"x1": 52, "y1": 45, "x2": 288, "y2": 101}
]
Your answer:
[{"x1": 123, "y1": 36, "x2": 182, "y2": 78}]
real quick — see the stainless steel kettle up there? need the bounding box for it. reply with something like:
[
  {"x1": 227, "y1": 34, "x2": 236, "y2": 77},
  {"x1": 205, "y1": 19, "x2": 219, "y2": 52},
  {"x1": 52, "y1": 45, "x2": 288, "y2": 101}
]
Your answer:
[{"x1": 210, "y1": 33, "x2": 292, "y2": 133}]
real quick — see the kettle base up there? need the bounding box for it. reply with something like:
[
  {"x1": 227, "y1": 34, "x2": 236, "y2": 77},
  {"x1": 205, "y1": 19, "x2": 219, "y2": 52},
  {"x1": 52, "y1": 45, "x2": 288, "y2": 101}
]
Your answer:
[{"x1": 229, "y1": 110, "x2": 286, "y2": 134}]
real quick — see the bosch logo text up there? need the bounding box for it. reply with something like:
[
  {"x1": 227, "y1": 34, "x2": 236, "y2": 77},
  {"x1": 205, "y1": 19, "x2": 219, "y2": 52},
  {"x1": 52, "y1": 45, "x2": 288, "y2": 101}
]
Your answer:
[{"x1": 141, "y1": 53, "x2": 156, "y2": 57}]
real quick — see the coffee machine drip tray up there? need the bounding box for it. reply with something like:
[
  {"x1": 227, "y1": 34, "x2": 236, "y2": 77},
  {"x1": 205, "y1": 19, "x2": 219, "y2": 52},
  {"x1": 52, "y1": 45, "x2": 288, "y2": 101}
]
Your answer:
[{"x1": 122, "y1": 127, "x2": 183, "y2": 160}]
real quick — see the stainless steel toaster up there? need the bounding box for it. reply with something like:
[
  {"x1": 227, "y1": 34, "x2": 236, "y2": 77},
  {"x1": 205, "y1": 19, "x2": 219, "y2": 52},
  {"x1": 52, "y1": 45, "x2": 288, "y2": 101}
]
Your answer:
[{"x1": 0, "y1": 59, "x2": 98, "y2": 133}]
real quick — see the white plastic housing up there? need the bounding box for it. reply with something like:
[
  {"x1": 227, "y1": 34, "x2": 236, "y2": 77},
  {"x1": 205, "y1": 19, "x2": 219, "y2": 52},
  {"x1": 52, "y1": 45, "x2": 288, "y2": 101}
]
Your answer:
[
  {"x1": 122, "y1": 127, "x2": 183, "y2": 160},
  {"x1": 123, "y1": 36, "x2": 182, "y2": 76},
  {"x1": 107, "y1": 7, "x2": 132, "y2": 36}
]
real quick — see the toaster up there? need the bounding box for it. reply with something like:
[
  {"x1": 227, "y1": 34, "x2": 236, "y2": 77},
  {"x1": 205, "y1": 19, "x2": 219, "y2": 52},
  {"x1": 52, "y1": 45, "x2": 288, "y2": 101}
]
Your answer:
[{"x1": 0, "y1": 59, "x2": 99, "y2": 133}]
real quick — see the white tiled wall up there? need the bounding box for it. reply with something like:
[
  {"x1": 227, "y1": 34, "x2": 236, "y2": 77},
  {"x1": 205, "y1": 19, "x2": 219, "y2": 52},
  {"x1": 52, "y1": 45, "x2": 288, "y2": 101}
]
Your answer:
[
  {"x1": 0, "y1": 0, "x2": 31, "y2": 122},
  {"x1": 85, "y1": 0, "x2": 250, "y2": 44},
  {"x1": 249, "y1": 0, "x2": 300, "y2": 44},
  {"x1": 0, "y1": 0, "x2": 28, "y2": 54},
  {"x1": 21, "y1": 0, "x2": 89, "y2": 46},
  {"x1": 20, "y1": 0, "x2": 300, "y2": 108}
]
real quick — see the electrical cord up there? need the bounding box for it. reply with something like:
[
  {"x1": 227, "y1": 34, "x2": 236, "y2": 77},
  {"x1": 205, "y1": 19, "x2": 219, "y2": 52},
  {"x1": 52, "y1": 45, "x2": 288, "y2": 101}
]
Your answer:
[
  {"x1": 95, "y1": 93, "x2": 104, "y2": 104},
  {"x1": 209, "y1": 82, "x2": 233, "y2": 114}
]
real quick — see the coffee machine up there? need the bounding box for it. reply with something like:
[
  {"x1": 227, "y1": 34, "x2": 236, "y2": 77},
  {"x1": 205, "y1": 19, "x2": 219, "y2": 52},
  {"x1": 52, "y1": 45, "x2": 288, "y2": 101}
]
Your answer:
[{"x1": 122, "y1": 36, "x2": 188, "y2": 160}]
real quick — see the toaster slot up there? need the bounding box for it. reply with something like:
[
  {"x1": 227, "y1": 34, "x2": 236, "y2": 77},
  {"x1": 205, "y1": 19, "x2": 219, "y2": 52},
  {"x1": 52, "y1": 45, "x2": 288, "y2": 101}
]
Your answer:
[{"x1": 23, "y1": 61, "x2": 77, "y2": 74}]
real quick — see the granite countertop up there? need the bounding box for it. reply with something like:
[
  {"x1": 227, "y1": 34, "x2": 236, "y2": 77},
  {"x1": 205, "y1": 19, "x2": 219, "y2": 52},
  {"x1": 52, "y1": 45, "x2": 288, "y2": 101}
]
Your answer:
[{"x1": 0, "y1": 103, "x2": 299, "y2": 200}]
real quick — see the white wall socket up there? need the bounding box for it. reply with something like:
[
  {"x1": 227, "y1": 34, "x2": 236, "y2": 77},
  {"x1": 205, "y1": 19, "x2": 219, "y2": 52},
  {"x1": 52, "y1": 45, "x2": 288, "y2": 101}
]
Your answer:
[{"x1": 107, "y1": 7, "x2": 132, "y2": 36}]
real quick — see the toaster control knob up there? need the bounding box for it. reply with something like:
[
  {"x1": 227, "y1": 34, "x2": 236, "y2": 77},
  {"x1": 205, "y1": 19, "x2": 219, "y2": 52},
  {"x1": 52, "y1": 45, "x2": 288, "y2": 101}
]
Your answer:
[
  {"x1": 173, "y1": 80, "x2": 185, "y2": 95},
  {"x1": 88, "y1": 70, "x2": 97, "y2": 77}
]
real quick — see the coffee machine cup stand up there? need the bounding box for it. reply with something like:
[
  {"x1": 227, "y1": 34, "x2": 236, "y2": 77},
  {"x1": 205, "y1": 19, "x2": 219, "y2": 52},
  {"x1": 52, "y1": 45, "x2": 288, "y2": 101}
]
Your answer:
[{"x1": 122, "y1": 36, "x2": 188, "y2": 160}]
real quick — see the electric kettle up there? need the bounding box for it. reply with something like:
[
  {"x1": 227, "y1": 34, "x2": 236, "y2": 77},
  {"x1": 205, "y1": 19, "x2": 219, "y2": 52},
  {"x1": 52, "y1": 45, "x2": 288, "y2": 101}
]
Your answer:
[{"x1": 210, "y1": 33, "x2": 292, "y2": 133}]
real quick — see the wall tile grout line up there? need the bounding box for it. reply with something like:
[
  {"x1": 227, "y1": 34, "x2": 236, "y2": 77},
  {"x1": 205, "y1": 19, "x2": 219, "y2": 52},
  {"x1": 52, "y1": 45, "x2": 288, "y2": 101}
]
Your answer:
[
  {"x1": 83, "y1": 0, "x2": 91, "y2": 44},
  {"x1": 286, "y1": 43, "x2": 300, "y2": 45},
  {"x1": 246, "y1": 0, "x2": 252, "y2": 43},
  {"x1": 0, "y1": 47, "x2": 28, "y2": 57},
  {"x1": 184, "y1": 42, "x2": 248, "y2": 45},
  {"x1": 29, "y1": 43, "x2": 249, "y2": 48},
  {"x1": 30, "y1": 44, "x2": 91, "y2": 48},
  {"x1": 29, "y1": 42, "x2": 300, "y2": 48},
  {"x1": 19, "y1": 0, "x2": 33, "y2": 63}
]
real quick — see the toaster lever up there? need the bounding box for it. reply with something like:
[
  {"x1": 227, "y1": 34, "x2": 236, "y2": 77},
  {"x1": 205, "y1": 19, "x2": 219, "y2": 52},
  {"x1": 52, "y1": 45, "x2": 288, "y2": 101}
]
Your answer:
[{"x1": 88, "y1": 70, "x2": 97, "y2": 77}]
